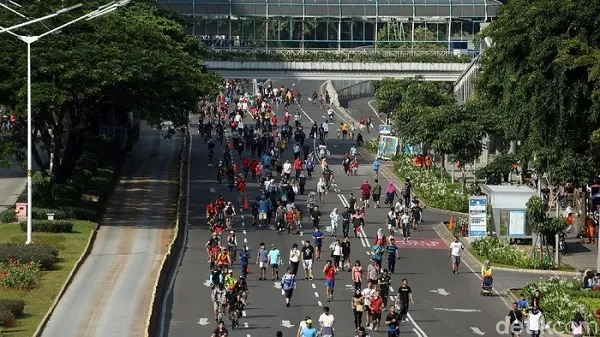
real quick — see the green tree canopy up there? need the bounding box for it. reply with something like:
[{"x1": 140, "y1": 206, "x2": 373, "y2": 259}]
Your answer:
[
  {"x1": 0, "y1": 0, "x2": 220, "y2": 181},
  {"x1": 476, "y1": 0, "x2": 600, "y2": 185}
]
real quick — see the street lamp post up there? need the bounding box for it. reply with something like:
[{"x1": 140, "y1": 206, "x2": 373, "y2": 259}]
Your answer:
[{"x1": 1, "y1": 0, "x2": 130, "y2": 244}]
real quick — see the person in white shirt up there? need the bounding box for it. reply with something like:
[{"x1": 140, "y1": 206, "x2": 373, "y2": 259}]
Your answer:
[
  {"x1": 527, "y1": 306, "x2": 544, "y2": 337},
  {"x1": 329, "y1": 208, "x2": 339, "y2": 238},
  {"x1": 394, "y1": 200, "x2": 404, "y2": 215},
  {"x1": 350, "y1": 145, "x2": 357, "y2": 156},
  {"x1": 318, "y1": 306, "x2": 335, "y2": 337},
  {"x1": 387, "y1": 208, "x2": 397, "y2": 236},
  {"x1": 283, "y1": 160, "x2": 293, "y2": 177},
  {"x1": 289, "y1": 243, "x2": 301, "y2": 276},
  {"x1": 449, "y1": 236, "x2": 465, "y2": 274},
  {"x1": 400, "y1": 212, "x2": 411, "y2": 241},
  {"x1": 361, "y1": 282, "x2": 376, "y2": 327},
  {"x1": 322, "y1": 122, "x2": 329, "y2": 138}
]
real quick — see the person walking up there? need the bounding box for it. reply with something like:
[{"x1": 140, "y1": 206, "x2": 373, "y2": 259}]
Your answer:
[
  {"x1": 257, "y1": 242, "x2": 269, "y2": 280},
  {"x1": 361, "y1": 281, "x2": 377, "y2": 328},
  {"x1": 526, "y1": 304, "x2": 544, "y2": 337},
  {"x1": 330, "y1": 239, "x2": 343, "y2": 271},
  {"x1": 281, "y1": 267, "x2": 297, "y2": 307},
  {"x1": 329, "y1": 208, "x2": 340, "y2": 238},
  {"x1": 318, "y1": 306, "x2": 335, "y2": 337},
  {"x1": 341, "y1": 238, "x2": 352, "y2": 271},
  {"x1": 507, "y1": 301, "x2": 524, "y2": 337},
  {"x1": 299, "y1": 319, "x2": 318, "y2": 337},
  {"x1": 269, "y1": 244, "x2": 282, "y2": 280},
  {"x1": 369, "y1": 291, "x2": 384, "y2": 332},
  {"x1": 323, "y1": 260, "x2": 337, "y2": 302},
  {"x1": 378, "y1": 269, "x2": 392, "y2": 308},
  {"x1": 352, "y1": 260, "x2": 363, "y2": 291},
  {"x1": 313, "y1": 227, "x2": 324, "y2": 260},
  {"x1": 301, "y1": 241, "x2": 315, "y2": 280},
  {"x1": 289, "y1": 243, "x2": 301, "y2": 276},
  {"x1": 239, "y1": 245, "x2": 250, "y2": 278},
  {"x1": 571, "y1": 312, "x2": 587, "y2": 337},
  {"x1": 385, "y1": 238, "x2": 398, "y2": 273},
  {"x1": 372, "y1": 179, "x2": 382, "y2": 208},
  {"x1": 341, "y1": 206, "x2": 351, "y2": 238},
  {"x1": 400, "y1": 211, "x2": 411, "y2": 241},
  {"x1": 449, "y1": 236, "x2": 465, "y2": 274},
  {"x1": 396, "y1": 278, "x2": 414, "y2": 323},
  {"x1": 367, "y1": 259, "x2": 379, "y2": 284},
  {"x1": 384, "y1": 305, "x2": 400, "y2": 337},
  {"x1": 351, "y1": 289, "x2": 365, "y2": 331}
]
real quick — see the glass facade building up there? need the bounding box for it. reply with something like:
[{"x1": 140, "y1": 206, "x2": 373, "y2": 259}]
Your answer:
[{"x1": 157, "y1": 0, "x2": 502, "y2": 49}]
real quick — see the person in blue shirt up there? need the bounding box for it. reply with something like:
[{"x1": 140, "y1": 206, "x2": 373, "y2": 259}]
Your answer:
[
  {"x1": 300, "y1": 319, "x2": 318, "y2": 337},
  {"x1": 385, "y1": 238, "x2": 399, "y2": 273},
  {"x1": 280, "y1": 267, "x2": 297, "y2": 307},
  {"x1": 312, "y1": 228, "x2": 324, "y2": 261},
  {"x1": 373, "y1": 158, "x2": 381, "y2": 179},
  {"x1": 261, "y1": 154, "x2": 271, "y2": 170},
  {"x1": 268, "y1": 244, "x2": 281, "y2": 280},
  {"x1": 239, "y1": 246, "x2": 250, "y2": 278},
  {"x1": 258, "y1": 198, "x2": 270, "y2": 227},
  {"x1": 372, "y1": 244, "x2": 385, "y2": 268}
]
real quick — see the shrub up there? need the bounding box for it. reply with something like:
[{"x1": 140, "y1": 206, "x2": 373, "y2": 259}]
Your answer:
[
  {"x1": 75, "y1": 156, "x2": 99, "y2": 173},
  {"x1": 71, "y1": 167, "x2": 93, "y2": 185},
  {"x1": 0, "y1": 243, "x2": 58, "y2": 270},
  {"x1": 31, "y1": 208, "x2": 67, "y2": 220},
  {"x1": 470, "y1": 236, "x2": 554, "y2": 269},
  {"x1": 60, "y1": 206, "x2": 98, "y2": 221},
  {"x1": 0, "y1": 208, "x2": 16, "y2": 223},
  {"x1": 86, "y1": 176, "x2": 111, "y2": 192},
  {"x1": 0, "y1": 308, "x2": 14, "y2": 328},
  {"x1": 95, "y1": 168, "x2": 114, "y2": 180},
  {"x1": 53, "y1": 183, "x2": 80, "y2": 201},
  {"x1": 19, "y1": 220, "x2": 73, "y2": 233},
  {"x1": 523, "y1": 277, "x2": 599, "y2": 335},
  {"x1": 0, "y1": 299, "x2": 25, "y2": 318},
  {"x1": 0, "y1": 259, "x2": 42, "y2": 290},
  {"x1": 78, "y1": 200, "x2": 101, "y2": 213}
]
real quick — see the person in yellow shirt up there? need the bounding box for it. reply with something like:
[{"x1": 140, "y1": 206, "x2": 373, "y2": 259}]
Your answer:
[
  {"x1": 224, "y1": 270, "x2": 236, "y2": 290},
  {"x1": 340, "y1": 123, "x2": 349, "y2": 140},
  {"x1": 217, "y1": 247, "x2": 231, "y2": 268},
  {"x1": 481, "y1": 260, "x2": 492, "y2": 278}
]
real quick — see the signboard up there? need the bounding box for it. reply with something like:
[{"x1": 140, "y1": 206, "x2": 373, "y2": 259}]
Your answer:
[
  {"x1": 509, "y1": 210, "x2": 525, "y2": 236},
  {"x1": 469, "y1": 196, "x2": 487, "y2": 238},
  {"x1": 378, "y1": 125, "x2": 392, "y2": 135},
  {"x1": 376, "y1": 136, "x2": 399, "y2": 160}
]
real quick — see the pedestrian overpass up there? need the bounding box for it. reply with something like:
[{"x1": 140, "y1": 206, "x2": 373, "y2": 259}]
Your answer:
[{"x1": 204, "y1": 49, "x2": 475, "y2": 81}]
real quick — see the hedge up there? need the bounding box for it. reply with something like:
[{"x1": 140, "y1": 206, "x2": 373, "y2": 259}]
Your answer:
[
  {"x1": 0, "y1": 308, "x2": 14, "y2": 328},
  {"x1": 0, "y1": 208, "x2": 16, "y2": 223},
  {"x1": 19, "y1": 220, "x2": 74, "y2": 233},
  {"x1": 0, "y1": 299, "x2": 25, "y2": 318},
  {"x1": 31, "y1": 208, "x2": 67, "y2": 220},
  {"x1": 0, "y1": 243, "x2": 58, "y2": 270},
  {"x1": 60, "y1": 207, "x2": 98, "y2": 222},
  {"x1": 205, "y1": 49, "x2": 473, "y2": 64},
  {"x1": 95, "y1": 168, "x2": 115, "y2": 180}
]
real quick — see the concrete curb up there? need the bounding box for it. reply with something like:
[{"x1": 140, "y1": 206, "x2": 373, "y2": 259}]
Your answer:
[
  {"x1": 325, "y1": 81, "x2": 469, "y2": 218},
  {"x1": 434, "y1": 222, "x2": 581, "y2": 277},
  {"x1": 145, "y1": 129, "x2": 190, "y2": 337},
  {"x1": 32, "y1": 223, "x2": 100, "y2": 337}
]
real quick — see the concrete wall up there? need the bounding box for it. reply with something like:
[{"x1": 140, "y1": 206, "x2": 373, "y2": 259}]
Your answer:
[{"x1": 330, "y1": 80, "x2": 374, "y2": 107}]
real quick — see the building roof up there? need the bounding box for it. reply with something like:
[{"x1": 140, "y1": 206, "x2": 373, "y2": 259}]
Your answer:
[{"x1": 162, "y1": 0, "x2": 502, "y2": 18}]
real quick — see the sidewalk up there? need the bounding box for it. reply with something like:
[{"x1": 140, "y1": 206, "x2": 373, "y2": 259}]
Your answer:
[
  {"x1": 0, "y1": 161, "x2": 26, "y2": 213},
  {"x1": 41, "y1": 125, "x2": 183, "y2": 337}
]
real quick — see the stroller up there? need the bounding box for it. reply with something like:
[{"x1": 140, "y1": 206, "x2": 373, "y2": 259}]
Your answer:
[{"x1": 480, "y1": 276, "x2": 493, "y2": 296}]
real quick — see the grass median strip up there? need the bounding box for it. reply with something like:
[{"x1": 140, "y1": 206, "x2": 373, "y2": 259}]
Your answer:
[{"x1": 0, "y1": 221, "x2": 95, "y2": 337}]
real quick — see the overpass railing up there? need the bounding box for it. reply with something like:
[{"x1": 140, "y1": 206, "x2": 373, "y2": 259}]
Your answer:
[{"x1": 204, "y1": 48, "x2": 478, "y2": 64}]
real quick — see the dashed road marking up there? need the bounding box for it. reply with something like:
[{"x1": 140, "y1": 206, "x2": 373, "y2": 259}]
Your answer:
[
  {"x1": 243, "y1": 230, "x2": 247, "y2": 235},
  {"x1": 311, "y1": 284, "x2": 316, "y2": 289},
  {"x1": 244, "y1": 322, "x2": 249, "y2": 328},
  {"x1": 244, "y1": 238, "x2": 248, "y2": 243},
  {"x1": 314, "y1": 292, "x2": 319, "y2": 298},
  {"x1": 317, "y1": 301, "x2": 323, "y2": 306},
  {"x1": 242, "y1": 310, "x2": 247, "y2": 317}
]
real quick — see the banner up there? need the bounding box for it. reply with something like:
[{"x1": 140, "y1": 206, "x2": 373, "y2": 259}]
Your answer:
[
  {"x1": 378, "y1": 125, "x2": 392, "y2": 135},
  {"x1": 376, "y1": 136, "x2": 399, "y2": 160}
]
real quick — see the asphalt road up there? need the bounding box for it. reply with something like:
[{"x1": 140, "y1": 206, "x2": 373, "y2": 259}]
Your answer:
[
  {"x1": 164, "y1": 80, "x2": 511, "y2": 337},
  {"x1": 42, "y1": 125, "x2": 182, "y2": 337}
]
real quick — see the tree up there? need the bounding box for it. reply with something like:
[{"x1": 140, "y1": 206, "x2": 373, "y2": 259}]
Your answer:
[
  {"x1": 0, "y1": 0, "x2": 221, "y2": 182},
  {"x1": 476, "y1": 0, "x2": 600, "y2": 188},
  {"x1": 526, "y1": 195, "x2": 568, "y2": 263},
  {"x1": 376, "y1": 25, "x2": 444, "y2": 50}
]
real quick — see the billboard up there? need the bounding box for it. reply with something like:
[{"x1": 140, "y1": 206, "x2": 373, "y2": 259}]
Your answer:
[
  {"x1": 468, "y1": 196, "x2": 487, "y2": 238},
  {"x1": 376, "y1": 136, "x2": 399, "y2": 160}
]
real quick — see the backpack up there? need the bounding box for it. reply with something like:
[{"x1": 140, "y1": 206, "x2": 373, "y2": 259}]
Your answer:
[{"x1": 307, "y1": 161, "x2": 314, "y2": 169}]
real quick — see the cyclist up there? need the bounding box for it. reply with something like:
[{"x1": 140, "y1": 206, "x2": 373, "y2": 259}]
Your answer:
[
  {"x1": 234, "y1": 275, "x2": 249, "y2": 304},
  {"x1": 224, "y1": 202, "x2": 236, "y2": 230},
  {"x1": 224, "y1": 269, "x2": 236, "y2": 290},
  {"x1": 217, "y1": 161, "x2": 225, "y2": 184},
  {"x1": 212, "y1": 283, "x2": 227, "y2": 322},
  {"x1": 216, "y1": 247, "x2": 231, "y2": 270},
  {"x1": 226, "y1": 231, "x2": 237, "y2": 263},
  {"x1": 206, "y1": 201, "x2": 217, "y2": 224},
  {"x1": 206, "y1": 233, "x2": 220, "y2": 260},
  {"x1": 211, "y1": 320, "x2": 228, "y2": 337}
]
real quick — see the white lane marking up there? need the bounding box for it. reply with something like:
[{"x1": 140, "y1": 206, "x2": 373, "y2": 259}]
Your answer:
[
  {"x1": 243, "y1": 230, "x2": 247, "y2": 235},
  {"x1": 413, "y1": 328, "x2": 424, "y2": 337},
  {"x1": 247, "y1": 335, "x2": 251, "y2": 337},
  {"x1": 367, "y1": 99, "x2": 385, "y2": 123},
  {"x1": 299, "y1": 106, "x2": 315, "y2": 124},
  {"x1": 433, "y1": 308, "x2": 482, "y2": 313},
  {"x1": 208, "y1": 163, "x2": 213, "y2": 167},
  {"x1": 317, "y1": 300, "x2": 323, "y2": 306},
  {"x1": 390, "y1": 286, "x2": 394, "y2": 292},
  {"x1": 311, "y1": 284, "x2": 316, "y2": 289},
  {"x1": 242, "y1": 310, "x2": 247, "y2": 317},
  {"x1": 244, "y1": 238, "x2": 248, "y2": 243},
  {"x1": 314, "y1": 292, "x2": 320, "y2": 298},
  {"x1": 159, "y1": 128, "x2": 193, "y2": 337},
  {"x1": 429, "y1": 288, "x2": 450, "y2": 296},
  {"x1": 244, "y1": 322, "x2": 249, "y2": 328},
  {"x1": 321, "y1": 115, "x2": 326, "y2": 119},
  {"x1": 408, "y1": 313, "x2": 428, "y2": 337},
  {"x1": 210, "y1": 187, "x2": 216, "y2": 193},
  {"x1": 471, "y1": 327, "x2": 485, "y2": 335},
  {"x1": 197, "y1": 318, "x2": 209, "y2": 325}
]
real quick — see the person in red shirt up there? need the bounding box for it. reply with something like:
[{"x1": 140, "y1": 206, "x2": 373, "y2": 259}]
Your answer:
[
  {"x1": 369, "y1": 291, "x2": 384, "y2": 332},
  {"x1": 250, "y1": 159, "x2": 259, "y2": 179},
  {"x1": 215, "y1": 195, "x2": 226, "y2": 211},
  {"x1": 206, "y1": 202, "x2": 217, "y2": 222},
  {"x1": 285, "y1": 209, "x2": 295, "y2": 234},
  {"x1": 271, "y1": 115, "x2": 278, "y2": 127},
  {"x1": 323, "y1": 260, "x2": 336, "y2": 302},
  {"x1": 360, "y1": 180, "x2": 372, "y2": 209},
  {"x1": 236, "y1": 175, "x2": 247, "y2": 205},
  {"x1": 242, "y1": 158, "x2": 251, "y2": 178},
  {"x1": 284, "y1": 111, "x2": 291, "y2": 124},
  {"x1": 294, "y1": 158, "x2": 302, "y2": 178}
]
